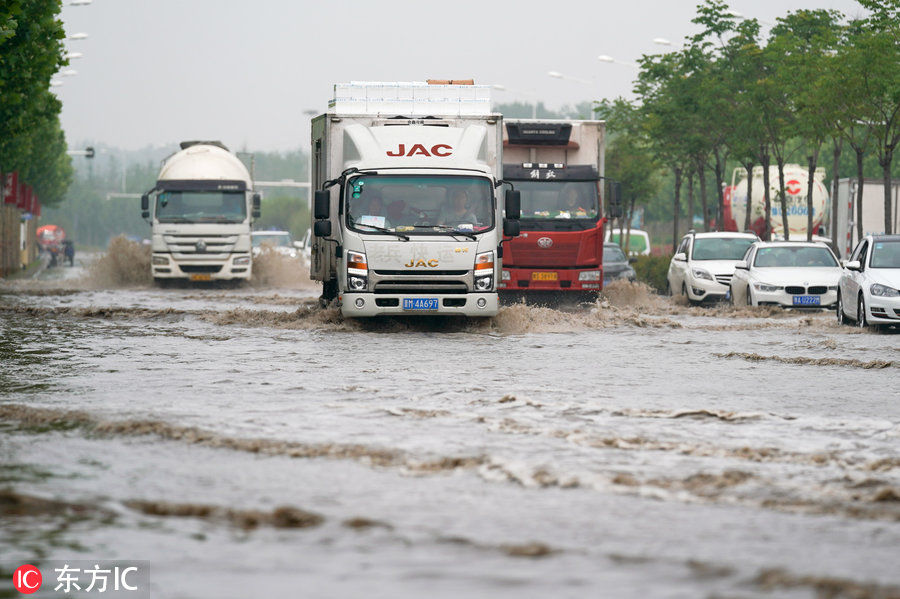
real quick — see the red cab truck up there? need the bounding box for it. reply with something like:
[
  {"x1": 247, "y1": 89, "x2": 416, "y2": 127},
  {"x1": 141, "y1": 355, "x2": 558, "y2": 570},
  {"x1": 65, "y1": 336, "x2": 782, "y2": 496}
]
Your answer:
[{"x1": 499, "y1": 119, "x2": 615, "y2": 297}]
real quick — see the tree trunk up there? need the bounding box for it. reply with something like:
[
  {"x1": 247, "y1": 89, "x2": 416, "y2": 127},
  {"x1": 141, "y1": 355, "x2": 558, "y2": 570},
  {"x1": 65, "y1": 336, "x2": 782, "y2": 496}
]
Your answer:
[
  {"x1": 881, "y1": 149, "x2": 894, "y2": 235},
  {"x1": 806, "y1": 147, "x2": 819, "y2": 241},
  {"x1": 714, "y1": 152, "x2": 726, "y2": 231},
  {"x1": 761, "y1": 152, "x2": 772, "y2": 241},
  {"x1": 776, "y1": 156, "x2": 789, "y2": 240},
  {"x1": 855, "y1": 148, "x2": 865, "y2": 243},
  {"x1": 623, "y1": 193, "x2": 636, "y2": 254},
  {"x1": 698, "y1": 162, "x2": 709, "y2": 232},
  {"x1": 830, "y1": 138, "x2": 841, "y2": 253},
  {"x1": 687, "y1": 171, "x2": 695, "y2": 230},
  {"x1": 742, "y1": 162, "x2": 754, "y2": 233},
  {"x1": 673, "y1": 166, "x2": 682, "y2": 250}
]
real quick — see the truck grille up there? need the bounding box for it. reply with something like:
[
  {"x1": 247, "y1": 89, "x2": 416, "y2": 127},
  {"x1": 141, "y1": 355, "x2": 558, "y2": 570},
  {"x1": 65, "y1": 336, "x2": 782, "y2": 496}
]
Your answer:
[
  {"x1": 164, "y1": 234, "x2": 238, "y2": 254},
  {"x1": 374, "y1": 280, "x2": 468, "y2": 294}
]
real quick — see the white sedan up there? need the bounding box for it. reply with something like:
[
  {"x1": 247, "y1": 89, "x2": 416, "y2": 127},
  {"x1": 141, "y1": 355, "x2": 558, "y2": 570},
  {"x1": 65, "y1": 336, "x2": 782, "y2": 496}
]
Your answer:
[
  {"x1": 837, "y1": 234, "x2": 900, "y2": 327},
  {"x1": 730, "y1": 241, "x2": 841, "y2": 308},
  {"x1": 251, "y1": 231, "x2": 303, "y2": 259}
]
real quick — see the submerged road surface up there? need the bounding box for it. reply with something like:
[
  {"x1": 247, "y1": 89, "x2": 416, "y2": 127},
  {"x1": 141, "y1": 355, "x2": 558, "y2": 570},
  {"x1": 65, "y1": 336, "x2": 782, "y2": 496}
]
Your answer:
[{"x1": 1, "y1": 253, "x2": 898, "y2": 598}]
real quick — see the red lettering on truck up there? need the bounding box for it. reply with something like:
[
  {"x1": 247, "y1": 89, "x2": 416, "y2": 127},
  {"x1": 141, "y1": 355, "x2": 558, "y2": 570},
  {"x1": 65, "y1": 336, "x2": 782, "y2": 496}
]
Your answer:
[{"x1": 386, "y1": 144, "x2": 454, "y2": 157}]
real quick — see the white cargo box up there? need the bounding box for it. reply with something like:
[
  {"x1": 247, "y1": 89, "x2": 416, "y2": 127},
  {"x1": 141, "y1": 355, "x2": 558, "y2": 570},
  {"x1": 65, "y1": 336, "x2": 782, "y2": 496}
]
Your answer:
[{"x1": 329, "y1": 81, "x2": 493, "y2": 116}]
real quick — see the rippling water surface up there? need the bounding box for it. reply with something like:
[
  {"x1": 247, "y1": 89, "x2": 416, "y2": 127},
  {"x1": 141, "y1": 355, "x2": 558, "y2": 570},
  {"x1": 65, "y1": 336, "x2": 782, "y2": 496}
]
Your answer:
[{"x1": 1, "y1": 250, "x2": 898, "y2": 598}]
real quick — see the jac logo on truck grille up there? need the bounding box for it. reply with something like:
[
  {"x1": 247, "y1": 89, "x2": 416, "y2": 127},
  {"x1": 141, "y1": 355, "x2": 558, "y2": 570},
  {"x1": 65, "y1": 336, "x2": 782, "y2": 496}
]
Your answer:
[
  {"x1": 387, "y1": 144, "x2": 453, "y2": 158},
  {"x1": 404, "y1": 259, "x2": 439, "y2": 267},
  {"x1": 537, "y1": 237, "x2": 553, "y2": 248}
]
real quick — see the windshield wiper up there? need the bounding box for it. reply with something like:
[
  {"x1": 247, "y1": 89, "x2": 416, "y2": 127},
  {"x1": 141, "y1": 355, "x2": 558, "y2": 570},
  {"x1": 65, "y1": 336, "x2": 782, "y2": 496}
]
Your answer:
[
  {"x1": 355, "y1": 223, "x2": 410, "y2": 241},
  {"x1": 157, "y1": 217, "x2": 193, "y2": 223},
  {"x1": 409, "y1": 225, "x2": 477, "y2": 240}
]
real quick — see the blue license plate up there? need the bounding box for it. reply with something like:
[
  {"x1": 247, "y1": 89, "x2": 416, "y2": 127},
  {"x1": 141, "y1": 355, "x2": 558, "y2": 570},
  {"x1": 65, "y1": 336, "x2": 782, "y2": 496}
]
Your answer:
[
  {"x1": 792, "y1": 295, "x2": 820, "y2": 306},
  {"x1": 403, "y1": 298, "x2": 439, "y2": 311}
]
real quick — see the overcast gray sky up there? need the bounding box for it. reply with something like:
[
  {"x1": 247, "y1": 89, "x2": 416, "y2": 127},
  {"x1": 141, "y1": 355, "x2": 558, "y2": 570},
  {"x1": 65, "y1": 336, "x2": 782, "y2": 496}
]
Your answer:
[{"x1": 57, "y1": 0, "x2": 867, "y2": 152}]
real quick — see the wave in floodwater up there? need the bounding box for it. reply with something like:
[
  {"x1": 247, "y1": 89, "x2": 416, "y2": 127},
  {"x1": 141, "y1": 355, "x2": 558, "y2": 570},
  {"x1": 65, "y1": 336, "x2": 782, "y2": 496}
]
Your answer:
[
  {"x1": 125, "y1": 500, "x2": 323, "y2": 530},
  {"x1": 715, "y1": 352, "x2": 896, "y2": 369}
]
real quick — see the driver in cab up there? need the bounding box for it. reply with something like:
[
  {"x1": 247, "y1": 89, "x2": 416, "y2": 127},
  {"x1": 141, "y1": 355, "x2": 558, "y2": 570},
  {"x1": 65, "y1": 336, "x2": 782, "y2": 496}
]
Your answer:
[{"x1": 437, "y1": 188, "x2": 478, "y2": 227}]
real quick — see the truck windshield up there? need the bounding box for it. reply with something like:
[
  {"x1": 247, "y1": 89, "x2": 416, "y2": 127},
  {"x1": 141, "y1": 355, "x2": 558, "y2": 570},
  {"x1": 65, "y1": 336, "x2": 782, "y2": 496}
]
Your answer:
[
  {"x1": 345, "y1": 175, "x2": 494, "y2": 234},
  {"x1": 517, "y1": 181, "x2": 599, "y2": 222},
  {"x1": 156, "y1": 191, "x2": 246, "y2": 223}
]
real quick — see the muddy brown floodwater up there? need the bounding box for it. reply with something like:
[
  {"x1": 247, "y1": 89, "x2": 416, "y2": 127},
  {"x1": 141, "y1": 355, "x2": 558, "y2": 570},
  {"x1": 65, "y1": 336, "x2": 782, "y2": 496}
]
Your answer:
[{"x1": 1, "y1": 246, "x2": 899, "y2": 598}]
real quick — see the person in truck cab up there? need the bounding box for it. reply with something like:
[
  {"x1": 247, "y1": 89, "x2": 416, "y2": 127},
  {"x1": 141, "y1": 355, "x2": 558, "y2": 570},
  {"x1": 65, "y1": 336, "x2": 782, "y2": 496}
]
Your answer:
[
  {"x1": 355, "y1": 190, "x2": 392, "y2": 230},
  {"x1": 438, "y1": 188, "x2": 478, "y2": 227},
  {"x1": 557, "y1": 185, "x2": 589, "y2": 217}
]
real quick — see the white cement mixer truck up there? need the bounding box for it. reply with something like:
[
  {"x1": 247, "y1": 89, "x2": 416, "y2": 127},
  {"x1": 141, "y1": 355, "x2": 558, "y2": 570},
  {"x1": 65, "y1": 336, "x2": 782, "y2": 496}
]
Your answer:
[
  {"x1": 141, "y1": 141, "x2": 260, "y2": 283},
  {"x1": 730, "y1": 165, "x2": 829, "y2": 239}
]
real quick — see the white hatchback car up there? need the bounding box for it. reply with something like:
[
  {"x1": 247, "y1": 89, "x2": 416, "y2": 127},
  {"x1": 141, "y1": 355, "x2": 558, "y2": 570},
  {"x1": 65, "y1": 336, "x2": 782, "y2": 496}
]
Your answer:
[
  {"x1": 730, "y1": 241, "x2": 841, "y2": 308},
  {"x1": 667, "y1": 231, "x2": 758, "y2": 304},
  {"x1": 837, "y1": 234, "x2": 900, "y2": 327}
]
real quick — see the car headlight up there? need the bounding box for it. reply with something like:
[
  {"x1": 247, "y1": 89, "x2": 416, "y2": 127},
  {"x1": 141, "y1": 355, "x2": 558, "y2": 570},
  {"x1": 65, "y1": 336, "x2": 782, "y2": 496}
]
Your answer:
[
  {"x1": 152, "y1": 255, "x2": 169, "y2": 265},
  {"x1": 753, "y1": 282, "x2": 782, "y2": 292},
  {"x1": 871, "y1": 283, "x2": 900, "y2": 297},
  {"x1": 578, "y1": 270, "x2": 601, "y2": 281},
  {"x1": 474, "y1": 251, "x2": 494, "y2": 291},
  {"x1": 692, "y1": 268, "x2": 713, "y2": 281},
  {"x1": 346, "y1": 250, "x2": 368, "y2": 291},
  {"x1": 233, "y1": 255, "x2": 251, "y2": 266}
]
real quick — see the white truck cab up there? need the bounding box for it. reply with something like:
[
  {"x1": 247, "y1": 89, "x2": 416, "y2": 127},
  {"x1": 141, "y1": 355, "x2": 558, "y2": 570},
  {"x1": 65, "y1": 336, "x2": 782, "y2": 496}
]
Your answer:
[
  {"x1": 141, "y1": 141, "x2": 260, "y2": 283},
  {"x1": 310, "y1": 81, "x2": 521, "y2": 317}
]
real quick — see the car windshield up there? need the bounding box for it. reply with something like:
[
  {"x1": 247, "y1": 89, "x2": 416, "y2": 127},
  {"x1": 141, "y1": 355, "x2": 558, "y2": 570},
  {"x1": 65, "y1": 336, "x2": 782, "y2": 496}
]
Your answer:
[
  {"x1": 608, "y1": 231, "x2": 648, "y2": 254},
  {"x1": 516, "y1": 181, "x2": 599, "y2": 221},
  {"x1": 252, "y1": 234, "x2": 291, "y2": 247},
  {"x1": 692, "y1": 237, "x2": 755, "y2": 260},
  {"x1": 870, "y1": 240, "x2": 900, "y2": 268},
  {"x1": 345, "y1": 175, "x2": 494, "y2": 233},
  {"x1": 754, "y1": 246, "x2": 838, "y2": 267},
  {"x1": 603, "y1": 245, "x2": 627, "y2": 263},
  {"x1": 156, "y1": 191, "x2": 246, "y2": 223}
]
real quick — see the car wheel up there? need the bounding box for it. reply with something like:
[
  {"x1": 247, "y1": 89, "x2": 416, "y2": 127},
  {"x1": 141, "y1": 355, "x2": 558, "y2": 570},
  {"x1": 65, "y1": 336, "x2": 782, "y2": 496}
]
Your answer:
[
  {"x1": 746, "y1": 288, "x2": 754, "y2": 307},
  {"x1": 666, "y1": 281, "x2": 672, "y2": 296},
  {"x1": 836, "y1": 292, "x2": 849, "y2": 325},
  {"x1": 857, "y1": 294, "x2": 868, "y2": 328}
]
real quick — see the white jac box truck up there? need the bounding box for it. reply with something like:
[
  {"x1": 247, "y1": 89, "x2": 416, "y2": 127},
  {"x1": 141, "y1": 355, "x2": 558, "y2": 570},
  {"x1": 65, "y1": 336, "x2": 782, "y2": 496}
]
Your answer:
[
  {"x1": 141, "y1": 141, "x2": 260, "y2": 283},
  {"x1": 309, "y1": 81, "x2": 521, "y2": 317}
]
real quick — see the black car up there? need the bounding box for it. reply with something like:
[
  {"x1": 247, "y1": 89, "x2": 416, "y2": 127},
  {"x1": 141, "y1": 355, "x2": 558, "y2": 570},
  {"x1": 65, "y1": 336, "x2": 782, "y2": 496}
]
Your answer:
[{"x1": 603, "y1": 242, "x2": 636, "y2": 284}]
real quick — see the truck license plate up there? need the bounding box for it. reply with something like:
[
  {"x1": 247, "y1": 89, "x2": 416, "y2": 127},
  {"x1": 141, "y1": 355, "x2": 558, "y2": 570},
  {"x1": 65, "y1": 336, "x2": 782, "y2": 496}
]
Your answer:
[
  {"x1": 792, "y1": 295, "x2": 820, "y2": 306},
  {"x1": 190, "y1": 274, "x2": 212, "y2": 282},
  {"x1": 403, "y1": 298, "x2": 439, "y2": 311},
  {"x1": 532, "y1": 272, "x2": 558, "y2": 281}
]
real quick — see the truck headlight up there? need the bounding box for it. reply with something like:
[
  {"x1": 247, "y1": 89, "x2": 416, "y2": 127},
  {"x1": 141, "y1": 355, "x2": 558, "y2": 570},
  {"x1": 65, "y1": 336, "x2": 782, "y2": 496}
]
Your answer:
[
  {"x1": 501, "y1": 270, "x2": 510, "y2": 281},
  {"x1": 474, "y1": 251, "x2": 494, "y2": 291},
  {"x1": 233, "y1": 255, "x2": 251, "y2": 266},
  {"x1": 347, "y1": 250, "x2": 368, "y2": 291},
  {"x1": 692, "y1": 268, "x2": 713, "y2": 281},
  {"x1": 871, "y1": 283, "x2": 899, "y2": 297},
  {"x1": 578, "y1": 270, "x2": 601, "y2": 281},
  {"x1": 753, "y1": 282, "x2": 782, "y2": 292},
  {"x1": 152, "y1": 255, "x2": 169, "y2": 266}
]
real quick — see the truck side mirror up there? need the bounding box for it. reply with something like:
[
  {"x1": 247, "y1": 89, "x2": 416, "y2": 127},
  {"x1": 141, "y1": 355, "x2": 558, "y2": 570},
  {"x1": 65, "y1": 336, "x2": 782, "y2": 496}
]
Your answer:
[
  {"x1": 608, "y1": 182, "x2": 623, "y2": 219},
  {"x1": 314, "y1": 190, "x2": 330, "y2": 220},
  {"x1": 252, "y1": 193, "x2": 261, "y2": 218},
  {"x1": 503, "y1": 219, "x2": 520, "y2": 237},
  {"x1": 313, "y1": 220, "x2": 332, "y2": 238},
  {"x1": 141, "y1": 193, "x2": 150, "y2": 219},
  {"x1": 505, "y1": 189, "x2": 521, "y2": 220}
]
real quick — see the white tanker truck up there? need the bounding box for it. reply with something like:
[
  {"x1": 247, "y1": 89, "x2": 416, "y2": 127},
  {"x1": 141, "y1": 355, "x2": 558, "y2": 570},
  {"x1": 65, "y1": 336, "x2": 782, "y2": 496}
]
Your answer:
[
  {"x1": 141, "y1": 141, "x2": 260, "y2": 283},
  {"x1": 730, "y1": 165, "x2": 829, "y2": 239}
]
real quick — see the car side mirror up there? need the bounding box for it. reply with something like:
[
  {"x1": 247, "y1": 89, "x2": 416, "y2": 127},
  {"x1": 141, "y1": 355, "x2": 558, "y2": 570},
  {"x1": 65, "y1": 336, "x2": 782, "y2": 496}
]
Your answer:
[
  {"x1": 314, "y1": 190, "x2": 330, "y2": 220},
  {"x1": 293, "y1": 241, "x2": 304, "y2": 249},
  {"x1": 844, "y1": 260, "x2": 861, "y2": 271},
  {"x1": 608, "y1": 182, "x2": 623, "y2": 219},
  {"x1": 735, "y1": 261, "x2": 749, "y2": 270},
  {"x1": 141, "y1": 193, "x2": 150, "y2": 219},
  {"x1": 503, "y1": 218, "x2": 520, "y2": 237},
  {"x1": 505, "y1": 189, "x2": 521, "y2": 220},
  {"x1": 252, "y1": 193, "x2": 261, "y2": 218},
  {"x1": 313, "y1": 220, "x2": 332, "y2": 238},
  {"x1": 673, "y1": 252, "x2": 686, "y2": 262}
]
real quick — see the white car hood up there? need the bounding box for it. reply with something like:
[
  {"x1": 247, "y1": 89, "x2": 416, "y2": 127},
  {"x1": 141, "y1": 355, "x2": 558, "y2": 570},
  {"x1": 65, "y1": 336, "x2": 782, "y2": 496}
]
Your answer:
[
  {"x1": 692, "y1": 259, "x2": 744, "y2": 275},
  {"x1": 866, "y1": 268, "x2": 900, "y2": 289},
  {"x1": 751, "y1": 267, "x2": 841, "y2": 285}
]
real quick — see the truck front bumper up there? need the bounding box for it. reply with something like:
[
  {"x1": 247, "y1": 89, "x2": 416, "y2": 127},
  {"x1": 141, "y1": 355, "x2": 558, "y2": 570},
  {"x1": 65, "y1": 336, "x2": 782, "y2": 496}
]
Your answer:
[
  {"x1": 151, "y1": 253, "x2": 252, "y2": 281},
  {"x1": 498, "y1": 268, "x2": 603, "y2": 292},
  {"x1": 340, "y1": 293, "x2": 498, "y2": 317}
]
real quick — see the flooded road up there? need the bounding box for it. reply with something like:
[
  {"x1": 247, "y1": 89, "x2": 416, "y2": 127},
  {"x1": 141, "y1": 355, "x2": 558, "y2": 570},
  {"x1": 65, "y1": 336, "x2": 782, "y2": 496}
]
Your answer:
[{"x1": 1, "y1": 249, "x2": 899, "y2": 598}]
